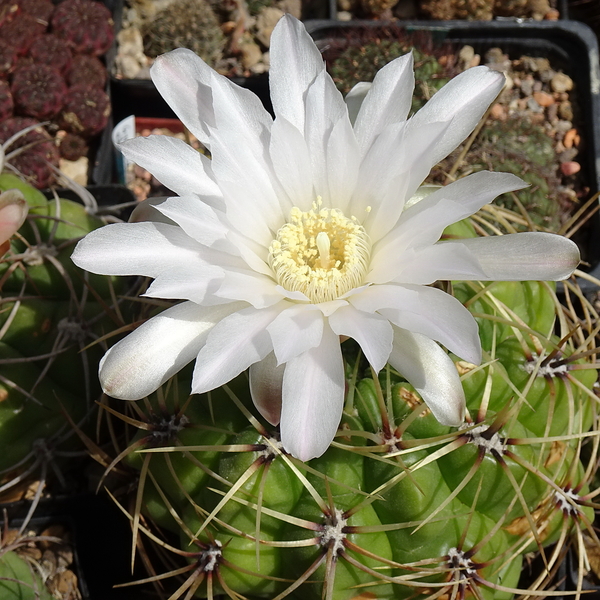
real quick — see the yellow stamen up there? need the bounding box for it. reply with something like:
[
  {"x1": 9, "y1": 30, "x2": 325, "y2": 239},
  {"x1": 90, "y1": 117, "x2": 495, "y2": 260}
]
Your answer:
[{"x1": 268, "y1": 203, "x2": 371, "y2": 304}]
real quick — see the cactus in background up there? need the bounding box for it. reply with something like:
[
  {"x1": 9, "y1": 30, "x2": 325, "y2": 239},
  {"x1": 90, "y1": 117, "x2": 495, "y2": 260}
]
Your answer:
[
  {"x1": 99, "y1": 206, "x2": 599, "y2": 600},
  {"x1": 10, "y1": 63, "x2": 67, "y2": 121},
  {"x1": 0, "y1": 171, "x2": 133, "y2": 508},
  {"x1": 141, "y1": 0, "x2": 225, "y2": 67},
  {"x1": 50, "y1": 0, "x2": 115, "y2": 57},
  {"x1": 59, "y1": 84, "x2": 110, "y2": 137},
  {"x1": 0, "y1": 550, "x2": 53, "y2": 600},
  {"x1": 431, "y1": 116, "x2": 564, "y2": 232},
  {"x1": 327, "y1": 31, "x2": 459, "y2": 113},
  {"x1": 65, "y1": 53, "x2": 106, "y2": 89},
  {"x1": 28, "y1": 34, "x2": 73, "y2": 76},
  {"x1": 0, "y1": 117, "x2": 60, "y2": 189}
]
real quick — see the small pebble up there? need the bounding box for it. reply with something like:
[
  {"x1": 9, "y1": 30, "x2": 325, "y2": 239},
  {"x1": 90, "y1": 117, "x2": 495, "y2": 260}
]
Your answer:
[
  {"x1": 558, "y1": 101, "x2": 573, "y2": 120},
  {"x1": 551, "y1": 72, "x2": 573, "y2": 93},
  {"x1": 240, "y1": 40, "x2": 262, "y2": 70},
  {"x1": 255, "y1": 7, "x2": 285, "y2": 48},
  {"x1": 533, "y1": 91, "x2": 554, "y2": 107},
  {"x1": 546, "y1": 103, "x2": 558, "y2": 123},
  {"x1": 555, "y1": 120, "x2": 573, "y2": 134},
  {"x1": 520, "y1": 76, "x2": 534, "y2": 97},
  {"x1": 563, "y1": 128, "x2": 580, "y2": 149},
  {"x1": 560, "y1": 161, "x2": 581, "y2": 176},
  {"x1": 527, "y1": 97, "x2": 543, "y2": 113},
  {"x1": 539, "y1": 68, "x2": 555, "y2": 83},
  {"x1": 459, "y1": 45, "x2": 475, "y2": 66},
  {"x1": 559, "y1": 148, "x2": 578, "y2": 162},
  {"x1": 521, "y1": 56, "x2": 550, "y2": 73},
  {"x1": 489, "y1": 103, "x2": 506, "y2": 120}
]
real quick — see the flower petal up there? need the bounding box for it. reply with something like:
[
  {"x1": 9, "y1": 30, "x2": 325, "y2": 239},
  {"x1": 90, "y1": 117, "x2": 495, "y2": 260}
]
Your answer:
[
  {"x1": 249, "y1": 352, "x2": 284, "y2": 425},
  {"x1": 269, "y1": 116, "x2": 313, "y2": 212},
  {"x1": 369, "y1": 239, "x2": 486, "y2": 285},
  {"x1": 267, "y1": 305, "x2": 324, "y2": 364},
  {"x1": 269, "y1": 13, "x2": 326, "y2": 131},
  {"x1": 71, "y1": 222, "x2": 208, "y2": 277},
  {"x1": 353, "y1": 52, "x2": 415, "y2": 154},
  {"x1": 407, "y1": 66, "x2": 505, "y2": 167},
  {"x1": 118, "y1": 135, "x2": 222, "y2": 203},
  {"x1": 303, "y1": 69, "x2": 350, "y2": 203},
  {"x1": 280, "y1": 324, "x2": 344, "y2": 461},
  {"x1": 350, "y1": 284, "x2": 481, "y2": 365},
  {"x1": 192, "y1": 303, "x2": 287, "y2": 393},
  {"x1": 142, "y1": 263, "x2": 223, "y2": 304},
  {"x1": 151, "y1": 48, "x2": 272, "y2": 149},
  {"x1": 447, "y1": 233, "x2": 581, "y2": 281},
  {"x1": 129, "y1": 197, "x2": 176, "y2": 225},
  {"x1": 150, "y1": 48, "x2": 218, "y2": 145},
  {"x1": 216, "y1": 269, "x2": 285, "y2": 308},
  {"x1": 328, "y1": 304, "x2": 393, "y2": 372},
  {"x1": 373, "y1": 171, "x2": 527, "y2": 260},
  {"x1": 350, "y1": 119, "x2": 449, "y2": 239},
  {"x1": 325, "y1": 114, "x2": 360, "y2": 212},
  {"x1": 388, "y1": 327, "x2": 465, "y2": 427},
  {"x1": 208, "y1": 73, "x2": 285, "y2": 243},
  {"x1": 0, "y1": 189, "x2": 28, "y2": 247},
  {"x1": 99, "y1": 301, "x2": 243, "y2": 400},
  {"x1": 152, "y1": 195, "x2": 231, "y2": 249},
  {"x1": 345, "y1": 82, "x2": 371, "y2": 126}
]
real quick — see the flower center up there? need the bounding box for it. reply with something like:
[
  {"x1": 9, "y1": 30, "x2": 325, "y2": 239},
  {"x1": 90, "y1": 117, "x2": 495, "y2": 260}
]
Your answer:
[{"x1": 268, "y1": 200, "x2": 371, "y2": 304}]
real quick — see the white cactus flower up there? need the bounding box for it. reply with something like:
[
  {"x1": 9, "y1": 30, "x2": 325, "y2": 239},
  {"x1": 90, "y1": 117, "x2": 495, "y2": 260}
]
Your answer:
[{"x1": 72, "y1": 15, "x2": 579, "y2": 461}]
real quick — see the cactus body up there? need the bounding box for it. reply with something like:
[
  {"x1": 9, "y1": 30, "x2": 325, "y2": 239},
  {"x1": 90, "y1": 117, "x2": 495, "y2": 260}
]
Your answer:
[
  {"x1": 115, "y1": 261, "x2": 598, "y2": 599},
  {"x1": 0, "y1": 550, "x2": 53, "y2": 600},
  {"x1": 0, "y1": 175, "x2": 127, "y2": 487}
]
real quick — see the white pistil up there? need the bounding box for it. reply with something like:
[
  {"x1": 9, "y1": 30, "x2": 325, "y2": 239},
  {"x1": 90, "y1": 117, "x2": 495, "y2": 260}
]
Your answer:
[{"x1": 316, "y1": 231, "x2": 331, "y2": 269}]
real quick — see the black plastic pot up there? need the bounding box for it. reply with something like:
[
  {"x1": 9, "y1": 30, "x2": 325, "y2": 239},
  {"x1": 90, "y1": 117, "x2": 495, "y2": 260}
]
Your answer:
[
  {"x1": 305, "y1": 18, "x2": 600, "y2": 292},
  {"x1": 1, "y1": 493, "x2": 148, "y2": 600}
]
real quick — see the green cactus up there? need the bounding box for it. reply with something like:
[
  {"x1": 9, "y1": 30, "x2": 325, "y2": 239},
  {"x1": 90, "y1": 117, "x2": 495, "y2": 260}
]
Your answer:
[
  {"x1": 0, "y1": 173, "x2": 132, "y2": 504},
  {"x1": 102, "y1": 215, "x2": 598, "y2": 599},
  {"x1": 431, "y1": 117, "x2": 564, "y2": 232},
  {"x1": 0, "y1": 550, "x2": 53, "y2": 600},
  {"x1": 330, "y1": 42, "x2": 455, "y2": 115},
  {"x1": 142, "y1": 0, "x2": 225, "y2": 68}
]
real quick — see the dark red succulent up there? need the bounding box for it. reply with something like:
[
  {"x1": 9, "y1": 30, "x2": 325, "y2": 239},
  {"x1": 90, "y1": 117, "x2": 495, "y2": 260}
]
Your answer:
[
  {"x1": 29, "y1": 34, "x2": 73, "y2": 76},
  {"x1": 0, "y1": 0, "x2": 19, "y2": 28},
  {"x1": 58, "y1": 131, "x2": 88, "y2": 161},
  {"x1": 18, "y1": 0, "x2": 54, "y2": 23},
  {"x1": 0, "y1": 39, "x2": 17, "y2": 78},
  {"x1": 59, "y1": 84, "x2": 109, "y2": 137},
  {"x1": 0, "y1": 79, "x2": 13, "y2": 121},
  {"x1": 66, "y1": 53, "x2": 106, "y2": 88},
  {"x1": 11, "y1": 63, "x2": 67, "y2": 120},
  {"x1": 0, "y1": 117, "x2": 60, "y2": 188},
  {"x1": 51, "y1": 0, "x2": 114, "y2": 57},
  {"x1": 0, "y1": 11, "x2": 46, "y2": 55}
]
